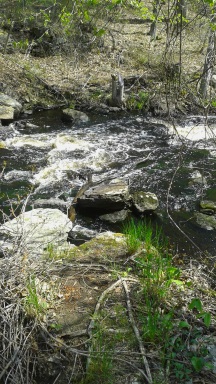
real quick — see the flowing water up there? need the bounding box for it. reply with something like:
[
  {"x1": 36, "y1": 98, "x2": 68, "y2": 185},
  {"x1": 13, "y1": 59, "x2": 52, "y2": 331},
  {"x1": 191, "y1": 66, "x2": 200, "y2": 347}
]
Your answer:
[{"x1": 0, "y1": 110, "x2": 216, "y2": 256}]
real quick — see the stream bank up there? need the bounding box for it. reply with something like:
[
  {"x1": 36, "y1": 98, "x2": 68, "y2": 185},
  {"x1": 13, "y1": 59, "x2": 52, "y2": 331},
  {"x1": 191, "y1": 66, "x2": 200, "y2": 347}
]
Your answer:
[{"x1": 0, "y1": 110, "x2": 216, "y2": 258}]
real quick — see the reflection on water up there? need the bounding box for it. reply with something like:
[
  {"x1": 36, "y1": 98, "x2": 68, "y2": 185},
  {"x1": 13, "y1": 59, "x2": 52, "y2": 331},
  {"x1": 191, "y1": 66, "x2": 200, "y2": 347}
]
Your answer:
[{"x1": 0, "y1": 110, "x2": 216, "y2": 255}]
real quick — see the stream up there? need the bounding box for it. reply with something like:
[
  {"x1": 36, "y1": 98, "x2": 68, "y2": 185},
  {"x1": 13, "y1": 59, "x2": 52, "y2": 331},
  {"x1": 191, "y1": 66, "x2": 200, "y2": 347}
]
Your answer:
[{"x1": 0, "y1": 110, "x2": 216, "y2": 256}]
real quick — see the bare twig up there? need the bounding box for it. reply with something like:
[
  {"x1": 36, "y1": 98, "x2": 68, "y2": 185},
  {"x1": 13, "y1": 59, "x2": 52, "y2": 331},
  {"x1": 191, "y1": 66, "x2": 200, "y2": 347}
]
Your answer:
[
  {"x1": 121, "y1": 278, "x2": 153, "y2": 384},
  {"x1": 86, "y1": 277, "x2": 138, "y2": 371}
]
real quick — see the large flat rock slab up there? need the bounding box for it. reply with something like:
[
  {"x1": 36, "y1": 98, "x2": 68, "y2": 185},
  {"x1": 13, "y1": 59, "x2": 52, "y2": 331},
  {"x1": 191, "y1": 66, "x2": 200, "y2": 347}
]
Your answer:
[
  {"x1": 0, "y1": 208, "x2": 72, "y2": 257},
  {"x1": 77, "y1": 181, "x2": 130, "y2": 212}
]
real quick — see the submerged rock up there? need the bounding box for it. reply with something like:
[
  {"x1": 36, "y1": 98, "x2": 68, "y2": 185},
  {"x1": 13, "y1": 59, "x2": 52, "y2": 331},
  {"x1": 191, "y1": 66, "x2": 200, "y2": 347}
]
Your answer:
[
  {"x1": 99, "y1": 209, "x2": 129, "y2": 223},
  {"x1": 200, "y1": 200, "x2": 216, "y2": 213},
  {"x1": 189, "y1": 171, "x2": 207, "y2": 186},
  {"x1": 0, "y1": 208, "x2": 72, "y2": 257},
  {"x1": 131, "y1": 191, "x2": 158, "y2": 213},
  {"x1": 77, "y1": 180, "x2": 130, "y2": 212},
  {"x1": 4, "y1": 170, "x2": 32, "y2": 182},
  {"x1": 196, "y1": 212, "x2": 216, "y2": 230},
  {"x1": 62, "y1": 108, "x2": 89, "y2": 123}
]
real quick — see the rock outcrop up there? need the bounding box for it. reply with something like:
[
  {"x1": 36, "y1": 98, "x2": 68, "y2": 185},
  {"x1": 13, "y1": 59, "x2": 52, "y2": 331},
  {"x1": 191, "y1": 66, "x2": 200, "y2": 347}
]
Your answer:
[
  {"x1": 0, "y1": 208, "x2": 72, "y2": 257},
  {"x1": 77, "y1": 180, "x2": 130, "y2": 212},
  {"x1": 75, "y1": 179, "x2": 159, "y2": 217},
  {"x1": 195, "y1": 200, "x2": 216, "y2": 230},
  {"x1": 195, "y1": 212, "x2": 216, "y2": 230},
  {"x1": 0, "y1": 93, "x2": 22, "y2": 122}
]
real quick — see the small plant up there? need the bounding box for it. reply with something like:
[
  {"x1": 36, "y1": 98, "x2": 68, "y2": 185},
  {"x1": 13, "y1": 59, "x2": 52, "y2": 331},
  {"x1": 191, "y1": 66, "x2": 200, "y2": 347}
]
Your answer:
[
  {"x1": 211, "y1": 99, "x2": 216, "y2": 108},
  {"x1": 142, "y1": 305, "x2": 173, "y2": 343},
  {"x1": 126, "y1": 90, "x2": 149, "y2": 110},
  {"x1": 123, "y1": 218, "x2": 166, "y2": 255},
  {"x1": 168, "y1": 300, "x2": 213, "y2": 381},
  {"x1": 83, "y1": 326, "x2": 114, "y2": 384},
  {"x1": 123, "y1": 218, "x2": 143, "y2": 253},
  {"x1": 188, "y1": 298, "x2": 211, "y2": 327},
  {"x1": 24, "y1": 275, "x2": 47, "y2": 319}
]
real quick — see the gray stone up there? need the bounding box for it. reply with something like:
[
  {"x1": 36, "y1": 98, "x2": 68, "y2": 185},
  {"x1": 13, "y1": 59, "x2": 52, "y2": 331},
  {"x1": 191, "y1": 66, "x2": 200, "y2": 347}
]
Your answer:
[
  {"x1": 189, "y1": 170, "x2": 207, "y2": 186},
  {"x1": 131, "y1": 191, "x2": 158, "y2": 213},
  {"x1": 0, "y1": 93, "x2": 22, "y2": 118},
  {"x1": 62, "y1": 108, "x2": 89, "y2": 123},
  {"x1": 77, "y1": 181, "x2": 130, "y2": 212},
  {"x1": 0, "y1": 105, "x2": 14, "y2": 120},
  {"x1": 196, "y1": 212, "x2": 216, "y2": 230},
  {"x1": 32, "y1": 198, "x2": 69, "y2": 213},
  {"x1": 99, "y1": 209, "x2": 129, "y2": 223},
  {"x1": 0, "y1": 208, "x2": 72, "y2": 257},
  {"x1": 68, "y1": 225, "x2": 97, "y2": 244}
]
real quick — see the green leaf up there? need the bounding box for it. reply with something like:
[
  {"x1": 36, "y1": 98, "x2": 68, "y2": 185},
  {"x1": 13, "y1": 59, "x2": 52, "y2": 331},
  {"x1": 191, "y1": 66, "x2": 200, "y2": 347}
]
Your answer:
[
  {"x1": 95, "y1": 28, "x2": 106, "y2": 37},
  {"x1": 84, "y1": 10, "x2": 90, "y2": 22},
  {"x1": 203, "y1": 312, "x2": 211, "y2": 327},
  {"x1": 188, "y1": 298, "x2": 203, "y2": 312},
  {"x1": 203, "y1": 0, "x2": 216, "y2": 6},
  {"x1": 191, "y1": 356, "x2": 205, "y2": 372},
  {"x1": 179, "y1": 320, "x2": 190, "y2": 329}
]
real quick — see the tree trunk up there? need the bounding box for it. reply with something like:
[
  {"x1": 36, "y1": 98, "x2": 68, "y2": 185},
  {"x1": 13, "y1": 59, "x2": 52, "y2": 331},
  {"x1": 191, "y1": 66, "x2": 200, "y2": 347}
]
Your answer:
[
  {"x1": 148, "y1": 0, "x2": 161, "y2": 40},
  {"x1": 177, "y1": 0, "x2": 187, "y2": 19},
  {"x1": 199, "y1": 28, "x2": 216, "y2": 99},
  {"x1": 111, "y1": 73, "x2": 124, "y2": 106}
]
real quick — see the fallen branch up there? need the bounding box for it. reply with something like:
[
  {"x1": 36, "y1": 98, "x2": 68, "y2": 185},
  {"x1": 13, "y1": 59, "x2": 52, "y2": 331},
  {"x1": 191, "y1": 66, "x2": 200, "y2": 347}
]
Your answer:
[
  {"x1": 121, "y1": 278, "x2": 153, "y2": 384},
  {"x1": 86, "y1": 277, "x2": 138, "y2": 371}
]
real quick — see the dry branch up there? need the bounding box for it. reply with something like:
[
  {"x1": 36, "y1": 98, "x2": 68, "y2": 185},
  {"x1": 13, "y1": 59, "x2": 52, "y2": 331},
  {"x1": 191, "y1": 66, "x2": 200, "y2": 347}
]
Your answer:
[{"x1": 121, "y1": 278, "x2": 153, "y2": 384}]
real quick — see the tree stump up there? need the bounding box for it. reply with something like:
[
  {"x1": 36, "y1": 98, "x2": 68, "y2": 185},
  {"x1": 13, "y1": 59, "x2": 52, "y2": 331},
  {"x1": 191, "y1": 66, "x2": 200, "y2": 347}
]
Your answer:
[{"x1": 111, "y1": 73, "x2": 124, "y2": 106}]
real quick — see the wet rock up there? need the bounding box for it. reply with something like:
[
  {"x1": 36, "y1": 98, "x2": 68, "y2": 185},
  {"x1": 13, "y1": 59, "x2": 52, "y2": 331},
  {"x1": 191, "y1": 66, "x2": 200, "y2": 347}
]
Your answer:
[
  {"x1": 0, "y1": 93, "x2": 22, "y2": 120},
  {"x1": 131, "y1": 191, "x2": 159, "y2": 213},
  {"x1": 12, "y1": 120, "x2": 39, "y2": 130},
  {"x1": 200, "y1": 200, "x2": 216, "y2": 213},
  {"x1": 4, "y1": 170, "x2": 32, "y2": 182},
  {"x1": 92, "y1": 103, "x2": 121, "y2": 114},
  {"x1": 62, "y1": 108, "x2": 89, "y2": 123},
  {"x1": 189, "y1": 170, "x2": 207, "y2": 186},
  {"x1": 0, "y1": 208, "x2": 72, "y2": 257},
  {"x1": 77, "y1": 181, "x2": 130, "y2": 212},
  {"x1": 68, "y1": 225, "x2": 97, "y2": 245},
  {"x1": 0, "y1": 125, "x2": 19, "y2": 140},
  {"x1": 196, "y1": 212, "x2": 216, "y2": 230},
  {"x1": 150, "y1": 96, "x2": 176, "y2": 117},
  {"x1": 99, "y1": 209, "x2": 129, "y2": 223}
]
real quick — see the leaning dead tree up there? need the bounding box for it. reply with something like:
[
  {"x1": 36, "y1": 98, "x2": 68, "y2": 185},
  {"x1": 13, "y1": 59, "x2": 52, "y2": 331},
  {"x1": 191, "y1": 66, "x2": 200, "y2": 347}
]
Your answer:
[{"x1": 111, "y1": 73, "x2": 124, "y2": 106}]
